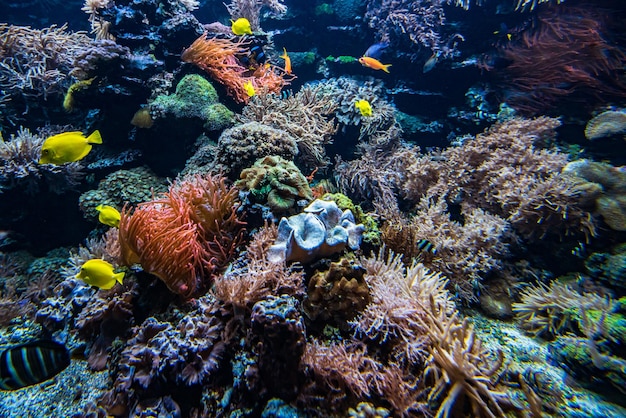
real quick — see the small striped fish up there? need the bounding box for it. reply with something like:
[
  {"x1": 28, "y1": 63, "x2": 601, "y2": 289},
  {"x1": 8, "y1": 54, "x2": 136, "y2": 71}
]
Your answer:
[
  {"x1": 0, "y1": 340, "x2": 70, "y2": 390},
  {"x1": 416, "y1": 239, "x2": 437, "y2": 255}
]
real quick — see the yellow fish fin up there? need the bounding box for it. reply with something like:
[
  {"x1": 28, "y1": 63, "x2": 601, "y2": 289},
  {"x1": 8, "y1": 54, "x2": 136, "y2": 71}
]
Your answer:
[
  {"x1": 87, "y1": 130, "x2": 102, "y2": 144},
  {"x1": 280, "y1": 47, "x2": 287, "y2": 59},
  {"x1": 382, "y1": 64, "x2": 392, "y2": 73},
  {"x1": 114, "y1": 272, "x2": 125, "y2": 285}
]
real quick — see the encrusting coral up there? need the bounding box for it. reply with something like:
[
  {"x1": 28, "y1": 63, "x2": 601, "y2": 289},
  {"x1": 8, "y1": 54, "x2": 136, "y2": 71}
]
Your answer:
[
  {"x1": 118, "y1": 173, "x2": 246, "y2": 298},
  {"x1": 236, "y1": 155, "x2": 314, "y2": 213}
]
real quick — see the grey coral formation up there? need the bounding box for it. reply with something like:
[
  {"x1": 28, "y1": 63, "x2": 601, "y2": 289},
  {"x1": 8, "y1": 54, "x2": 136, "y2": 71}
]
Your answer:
[
  {"x1": 78, "y1": 166, "x2": 167, "y2": 221},
  {"x1": 0, "y1": 127, "x2": 84, "y2": 194},
  {"x1": 267, "y1": 199, "x2": 365, "y2": 264},
  {"x1": 211, "y1": 122, "x2": 299, "y2": 178}
]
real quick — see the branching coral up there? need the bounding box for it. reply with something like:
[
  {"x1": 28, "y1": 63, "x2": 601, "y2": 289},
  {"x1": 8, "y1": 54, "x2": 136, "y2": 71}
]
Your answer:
[
  {"x1": 239, "y1": 86, "x2": 337, "y2": 169},
  {"x1": 118, "y1": 174, "x2": 246, "y2": 298},
  {"x1": 0, "y1": 127, "x2": 84, "y2": 194},
  {"x1": 182, "y1": 34, "x2": 292, "y2": 104}
]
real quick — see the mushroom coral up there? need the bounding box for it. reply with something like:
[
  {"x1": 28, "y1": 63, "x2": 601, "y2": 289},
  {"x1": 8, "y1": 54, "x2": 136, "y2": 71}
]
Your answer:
[{"x1": 118, "y1": 174, "x2": 245, "y2": 298}]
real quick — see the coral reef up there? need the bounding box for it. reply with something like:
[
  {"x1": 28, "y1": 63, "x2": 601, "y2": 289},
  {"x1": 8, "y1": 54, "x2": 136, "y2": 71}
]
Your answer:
[
  {"x1": 238, "y1": 86, "x2": 337, "y2": 169},
  {"x1": 78, "y1": 166, "x2": 167, "y2": 222},
  {"x1": 118, "y1": 174, "x2": 246, "y2": 298},
  {"x1": 149, "y1": 74, "x2": 234, "y2": 132},
  {"x1": 267, "y1": 199, "x2": 365, "y2": 264},
  {"x1": 182, "y1": 34, "x2": 292, "y2": 104},
  {"x1": 236, "y1": 155, "x2": 314, "y2": 214},
  {"x1": 210, "y1": 122, "x2": 299, "y2": 178},
  {"x1": 585, "y1": 109, "x2": 626, "y2": 140}
]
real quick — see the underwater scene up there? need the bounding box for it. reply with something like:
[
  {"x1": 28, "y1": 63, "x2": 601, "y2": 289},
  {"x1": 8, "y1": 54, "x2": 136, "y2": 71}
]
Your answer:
[{"x1": 1, "y1": 0, "x2": 626, "y2": 416}]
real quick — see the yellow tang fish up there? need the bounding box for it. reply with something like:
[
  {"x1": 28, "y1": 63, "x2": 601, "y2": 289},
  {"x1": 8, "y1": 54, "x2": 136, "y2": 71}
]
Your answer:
[
  {"x1": 95, "y1": 204, "x2": 121, "y2": 228},
  {"x1": 280, "y1": 47, "x2": 292, "y2": 74},
  {"x1": 355, "y1": 99, "x2": 373, "y2": 117},
  {"x1": 358, "y1": 56, "x2": 391, "y2": 73},
  {"x1": 39, "y1": 130, "x2": 102, "y2": 165},
  {"x1": 231, "y1": 18, "x2": 252, "y2": 35},
  {"x1": 243, "y1": 80, "x2": 256, "y2": 97},
  {"x1": 76, "y1": 259, "x2": 124, "y2": 290}
]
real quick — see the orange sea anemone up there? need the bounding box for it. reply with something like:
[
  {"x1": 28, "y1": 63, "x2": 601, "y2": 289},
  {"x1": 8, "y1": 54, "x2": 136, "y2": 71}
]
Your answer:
[{"x1": 118, "y1": 174, "x2": 246, "y2": 298}]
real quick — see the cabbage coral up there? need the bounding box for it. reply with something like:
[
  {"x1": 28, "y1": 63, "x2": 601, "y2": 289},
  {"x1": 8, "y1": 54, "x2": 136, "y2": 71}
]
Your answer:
[{"x1": 118, "y1": 174, "x2": 245, "y2": 298}]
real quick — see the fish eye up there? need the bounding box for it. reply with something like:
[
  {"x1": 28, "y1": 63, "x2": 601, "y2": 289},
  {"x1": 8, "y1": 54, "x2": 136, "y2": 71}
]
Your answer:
[{"x1": 42, "y1": 149, "x2": 49, "y2": 154}]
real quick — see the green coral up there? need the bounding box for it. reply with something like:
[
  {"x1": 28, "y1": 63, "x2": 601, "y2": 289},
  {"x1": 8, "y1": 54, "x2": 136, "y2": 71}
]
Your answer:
[
  {"x1": 79, "y1": 167, "x2": 167, "y2": 222},
  {"x1": 149, "y1": 74, "x2": 234, "y2": 131},
  {"x1": 236, "y1": 155, "x2": 313, "y2": 213},
  {"x1": 315, "y1": 3, "x2": 334, "y2": 15},
  {"x1": 321, "y1": 192, "x2": 381, "y2": 246},
  {"x1": 325, "y1": 55, "x2": 357, "y2": 64}
]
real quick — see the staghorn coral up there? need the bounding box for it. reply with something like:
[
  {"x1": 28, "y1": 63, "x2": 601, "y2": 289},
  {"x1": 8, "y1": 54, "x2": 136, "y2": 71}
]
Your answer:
[
  {"x1": 149, "y1": 74, "x2": 234, "y2": 132},
  {"x1": 225, "y1": 0, "x2": 287, "y2": 32},
  {"x1": 239, "y1": 86, "x2": 337, "y2": 169},
  {"x1": 0, "y1": 127, "x2": 84, "y2": 194},
  {"x1": 211, "y1": 122, "x2": 299, "y2": 178},
  {"x1": 182, "y1": 34, "x2": 292, "y2": 104},
  {"x1": 236, "y1": 155, "x2": 314, "y2": 214},
  {"x1": 267, "y1": 199, "x2": 365, "y2": 264},
  {"x1": 118, "y1": 174, "x2": 246, "y2": 298}
]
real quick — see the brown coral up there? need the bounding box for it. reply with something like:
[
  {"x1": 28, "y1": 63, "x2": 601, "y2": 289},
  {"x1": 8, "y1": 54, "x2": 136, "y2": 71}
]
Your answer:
[
  {"x1": 303, "y1": 257, "x2": 370, "y2": 323},
  {"x1": 118, "y1": 174, "x2": 245, "y2": 298}
]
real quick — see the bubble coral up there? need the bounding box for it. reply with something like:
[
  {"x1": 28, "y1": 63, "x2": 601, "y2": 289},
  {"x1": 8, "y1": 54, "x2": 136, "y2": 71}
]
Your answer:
[
  {"x1": 236, "y1": 155, "x2": 313, "y2": 214},
  {"x1": 118, "y1": 173, "x2": 246, "y2": 298}
]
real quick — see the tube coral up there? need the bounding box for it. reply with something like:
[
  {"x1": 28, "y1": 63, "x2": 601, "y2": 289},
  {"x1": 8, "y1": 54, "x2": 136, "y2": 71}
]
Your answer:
[
  {"x1": 182, "y1": 34, "x2": 292, "y2": 104},
  {"x1": 118, "y1": 174, "x2": 245, "y2": 298}
]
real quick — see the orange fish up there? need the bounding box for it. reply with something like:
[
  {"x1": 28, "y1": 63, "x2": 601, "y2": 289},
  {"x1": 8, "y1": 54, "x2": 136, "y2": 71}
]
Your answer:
[
  {"x1": 358, "y1": 56, "x2": 391, "y2": 73},
  {"x1": 280, "y1": 47, "x2": 292, "y2": 74}
]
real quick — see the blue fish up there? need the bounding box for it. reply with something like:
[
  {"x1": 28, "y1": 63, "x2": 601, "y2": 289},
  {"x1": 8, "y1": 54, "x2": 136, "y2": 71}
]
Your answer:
[{"x1": 364, "y1": 42, "x2": 389, "y2": 60}]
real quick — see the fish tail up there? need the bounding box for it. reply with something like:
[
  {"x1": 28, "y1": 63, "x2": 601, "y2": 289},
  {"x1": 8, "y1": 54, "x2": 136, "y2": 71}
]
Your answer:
[
  {"x1": 87, "y1": 130, "x2": 103, "y2": 144},
  {"x1": 114, "y1": 272, "x2": 125, "y2": 285},
  {"x1": 280, "y1": 48, "x2": 287, "y2": 59},
  {"x1": 382, "y1": 64, "x2": 392, "y2": 73}
]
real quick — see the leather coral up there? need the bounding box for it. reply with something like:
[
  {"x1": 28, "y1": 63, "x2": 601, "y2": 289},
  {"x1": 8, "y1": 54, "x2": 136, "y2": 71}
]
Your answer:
[{"x1": 118, "y1": 174, "x2": 245, "y2": 298}]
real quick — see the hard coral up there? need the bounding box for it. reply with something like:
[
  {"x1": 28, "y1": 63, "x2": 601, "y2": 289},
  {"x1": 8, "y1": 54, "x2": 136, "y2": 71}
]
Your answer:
[
  {"x1": 236, "y1": 155, "x2": 314, "y2": 214},
  {"x1": 267, "y1": 199, "x2": 365, "y2": 264},
  {"x1": 212, "y1": 122, "x2": 298, "y2": 178},
  {"x1": 118, "y1": 173, "x2": 245, "y2": 298},
  {"x1": 304, "y1": 257, "x2": 370, "y2": 323},
  {"x1": 149, "y1": 74, "x2": 234, "y2": 131}
]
